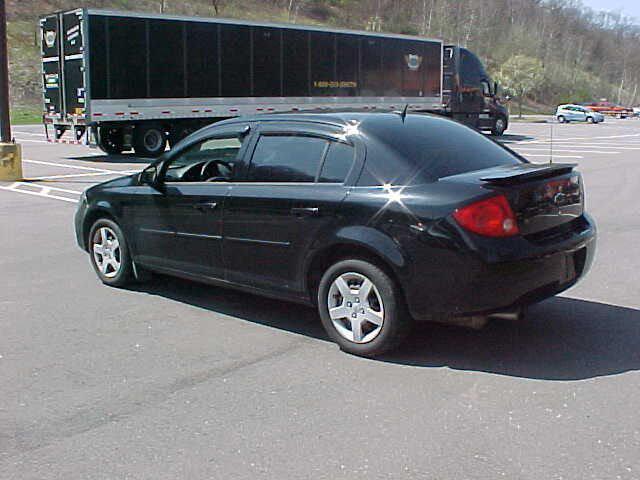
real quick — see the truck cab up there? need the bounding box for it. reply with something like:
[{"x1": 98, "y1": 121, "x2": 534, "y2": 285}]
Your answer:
[{"x1": 443, "y1": 45, "x2": 508, "y2": 135}]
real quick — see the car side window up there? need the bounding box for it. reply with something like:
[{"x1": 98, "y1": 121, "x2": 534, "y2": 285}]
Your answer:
[
  {"x1": 247, "y1": 135, "x2": 328, "y2": 183},
  {"x1": 163, "y1": 136, "x2": 244, "y2": 183},
  {"x1": 318, "y1": 141, "x2": 355, "y2": 183}
]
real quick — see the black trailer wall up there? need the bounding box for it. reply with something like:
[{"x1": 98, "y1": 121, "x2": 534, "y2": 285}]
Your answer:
[{"x1": 88, "y1": 14, "x2": 441, "y2": 100}]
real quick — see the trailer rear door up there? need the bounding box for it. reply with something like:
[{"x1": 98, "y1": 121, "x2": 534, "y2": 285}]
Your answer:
[
  {"x1": 61, "y1": 9, "x2": 86, "y2": 118},
  {"x1": 40, "y1": 14, "x2": 62, "y2": 117}
]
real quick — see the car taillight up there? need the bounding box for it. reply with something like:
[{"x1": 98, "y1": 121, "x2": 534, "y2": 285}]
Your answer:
[{"x1": 453, "y1": 194, "x2": 519, "y2": 237}]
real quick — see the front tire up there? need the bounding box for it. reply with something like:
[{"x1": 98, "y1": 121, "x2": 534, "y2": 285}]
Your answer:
[
  {"x1": 88, "y1": 218, "x2": 134, "y2": 287},
  {"x1": 317, "y1": 259, "x2": 412, "y2": 357},
  {"x1": 587, "y1": 116, "x2": 594, "y2": 123},
  {"x1": 133, "y1": 124, "x2": 167, "y2": 157},
  {"x1": 491, "y1": 116, "x2": 507, "y2": 136}
]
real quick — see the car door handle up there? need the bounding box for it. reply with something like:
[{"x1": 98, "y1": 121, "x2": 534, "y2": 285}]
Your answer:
[
  {"x1": 193, "y1": 201, "x2": 218, "y2": 212},
  {"x1": 291, "y1": 207, "x2": 320, "y2": 217}
]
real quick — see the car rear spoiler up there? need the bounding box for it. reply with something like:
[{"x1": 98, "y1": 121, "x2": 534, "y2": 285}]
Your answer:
[{"x1": 480, "y1": 163, "x2": 576, "y2": 185}]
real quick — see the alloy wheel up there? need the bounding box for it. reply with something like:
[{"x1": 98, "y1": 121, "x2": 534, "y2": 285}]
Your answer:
[
  {"x1": 92, "y1": 226, "x2": 122, "y2": 278},
  {"x1": 327, "y1": 272, "x2": 384, "y2": 343}
]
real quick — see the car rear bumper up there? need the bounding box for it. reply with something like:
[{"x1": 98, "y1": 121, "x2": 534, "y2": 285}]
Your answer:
[{"x1": 406, "y1": 214, "x2": 596, "y2": 321}]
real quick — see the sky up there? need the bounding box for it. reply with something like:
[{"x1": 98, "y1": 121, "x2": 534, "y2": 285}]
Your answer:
[{"x1": 581, "y1": 0, "x2": 640, "y2": 21}]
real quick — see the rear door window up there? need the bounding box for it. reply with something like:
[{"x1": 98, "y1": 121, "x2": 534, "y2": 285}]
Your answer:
[
  {"x1": 247, "y1": 135, "x2": 328, "y2": 183},
  {"x1": 318, "y1": 142, "x2": 355, "y2": 183}
]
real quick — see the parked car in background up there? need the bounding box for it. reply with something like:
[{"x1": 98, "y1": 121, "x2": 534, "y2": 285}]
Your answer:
[
  {"x1": 75, "y1": 112, "x2": 596, "y2": 357},
  {"x1": 556, "y1": 104, "x2": 604, "y2": 124}
]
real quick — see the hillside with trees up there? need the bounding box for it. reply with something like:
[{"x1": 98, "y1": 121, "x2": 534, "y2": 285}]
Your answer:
[{"x1": 6, "y1": 0, "x2": 640, "y2": 113}]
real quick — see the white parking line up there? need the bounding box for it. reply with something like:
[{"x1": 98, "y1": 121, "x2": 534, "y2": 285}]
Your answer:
[
  {"x1": 519, "y1": 154, "x2": 583, "y2": 159},
  {"x1": 0, "y1": 182, "x2": 80, "y2": 203},
  {"x1": 520, "y1": 141, "x2": 640, "y2": 149},
  {"x1": 13, "y1": 138, "x2": 50, "y2": 144},
  {"x1": 517, "y1": 133, "x2": 640, "y2": 144},
  {"x1": 514, "y1": 148, "x2": 619, "y2": 154},
  {"x1": 23, "y1": 159, "x2": 130, "y2": 174},
  {"x1": 28, "y1": 170, "x2": 139, "y2": 180},
  {"x1": 13, "y1": 132, "x2": 46, "y2": 137}
]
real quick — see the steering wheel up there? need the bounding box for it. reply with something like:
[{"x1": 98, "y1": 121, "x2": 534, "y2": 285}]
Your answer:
[{"x1": 201, "y1": 160, "x2": 233, "y2": 182}]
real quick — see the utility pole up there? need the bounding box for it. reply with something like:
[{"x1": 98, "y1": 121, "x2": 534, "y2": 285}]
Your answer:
[
  {"x1": 0, "y1": 0, "x2": 11, "y2": 142},
  {"x1": 0, "y1": 0, "x2": 22, "y2": 181}
]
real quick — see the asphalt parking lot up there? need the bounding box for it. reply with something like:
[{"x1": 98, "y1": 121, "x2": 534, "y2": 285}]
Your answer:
[{"x1": 1, "y1": 118, "x2": 639, "y2": 479}]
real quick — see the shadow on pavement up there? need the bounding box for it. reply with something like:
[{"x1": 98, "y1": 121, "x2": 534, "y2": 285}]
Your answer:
[
  {"x1": 134, "y1": 276, "x2": 640, "y2": 381},
  {"x1": 496, "y1": 133, "x2": 536, "y2": 143},
  {"x1": 67, "y1": 154, "x2": 152, "y2": 164}
]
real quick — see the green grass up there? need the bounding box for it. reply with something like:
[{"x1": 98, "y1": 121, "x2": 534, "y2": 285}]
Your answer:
[{"x1": 10, "y1": 106, "x2": 42, "y2": 125}]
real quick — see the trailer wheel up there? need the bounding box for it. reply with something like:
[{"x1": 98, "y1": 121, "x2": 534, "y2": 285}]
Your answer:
[
  {"x1": 491, "y1": 116, "x2": 507, "y2": 136},
  {"x1": 98, "y1": 127, "x2": 124, "y2": 155},
  {"x1": 133, "y1": 124, "x2": 167, "y2": 157}
]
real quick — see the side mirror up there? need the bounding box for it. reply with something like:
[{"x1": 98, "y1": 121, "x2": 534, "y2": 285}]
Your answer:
[{"x1": 139, "y1": 165, "x2": 159, "y2": 187}]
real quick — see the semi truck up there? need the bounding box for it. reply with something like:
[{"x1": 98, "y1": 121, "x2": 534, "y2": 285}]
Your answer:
[{"x1": 40, "y1": 8, "x2": 508, "y2": 157}]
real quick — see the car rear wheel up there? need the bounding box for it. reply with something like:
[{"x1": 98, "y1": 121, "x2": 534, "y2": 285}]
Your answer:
[
  {"x1": 587, "y1": 116, "x2": 594, "y2": 123},
  {"x1": 134, "y1": 124, "x2": 167, "y2": 157},
  {"x1": 317, "y1": 259, "x2": 412, "y2": 357},
  {"x1": 88, "y1": 218, "x2": 133, "y2": 287}
]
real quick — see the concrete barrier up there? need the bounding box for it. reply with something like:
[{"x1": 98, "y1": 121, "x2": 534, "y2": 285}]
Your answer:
[{"x1": 0, "y1": 142, "x2": 23, "y2": 181}]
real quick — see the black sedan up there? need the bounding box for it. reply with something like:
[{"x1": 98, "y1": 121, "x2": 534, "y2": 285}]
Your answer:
[{"x1": 75, "y1": 113, "x2": 596, "y2": 356}]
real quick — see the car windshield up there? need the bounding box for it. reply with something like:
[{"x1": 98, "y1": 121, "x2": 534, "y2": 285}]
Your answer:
[{"x1": 358, "y1": 114, "x2": 523, "y2": 185}]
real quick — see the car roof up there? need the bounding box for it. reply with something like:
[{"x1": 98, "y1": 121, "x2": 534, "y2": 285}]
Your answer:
[{"x1": 203, "y1": 111, "x2": 447, "y2": 132}]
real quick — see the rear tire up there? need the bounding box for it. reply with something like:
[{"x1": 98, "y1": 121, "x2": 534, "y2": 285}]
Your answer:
[
  {"x1": 587, "y1": 116, "x2": 594, "y2": 123},
  {"x1": 317, "y1": 259, "x2": 412, "y2": 357},
  {"x1": 134, "y1": 124, "x2": 167, "y2": 157},
  {"x1": 98, "y1": 127, "x2": 124, "y2": 155},
  {"x1": 88, "y1": 218, "x2": 134, "y2": 288}
]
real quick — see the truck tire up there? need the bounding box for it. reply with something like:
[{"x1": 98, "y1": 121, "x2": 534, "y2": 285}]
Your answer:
[
  {"x1": 491, "y1": 116, "x2": 507, "y2": 136},
  {"x1": 98, "y1": 127, "x2": 124, "y2": 155},
  {"x1": 133, "y1": 124, "x2": 167, "y2": 157}
]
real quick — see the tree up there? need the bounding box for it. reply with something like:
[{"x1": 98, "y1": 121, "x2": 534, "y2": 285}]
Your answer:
[{"x1": 494, "y1": 54, "x2": 544, "y2": 118}]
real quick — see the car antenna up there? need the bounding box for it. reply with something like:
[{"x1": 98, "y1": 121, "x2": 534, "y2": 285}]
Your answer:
[
  {"x1": 549, "y1": 120, "x2": 554, "y2": 164},
  {"x1": 393, "y1": 104, "x2": 409, "y2": 123},
  {"x1": 400, "y1": 103, "x2": 408, "y2": 123}
]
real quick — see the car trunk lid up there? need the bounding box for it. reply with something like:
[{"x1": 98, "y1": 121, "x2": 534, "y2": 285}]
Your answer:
[{"x1": 443, "y1": 163, "x2": 583, "y2": 236}]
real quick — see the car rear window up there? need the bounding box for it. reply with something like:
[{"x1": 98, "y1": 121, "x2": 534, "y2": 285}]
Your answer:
[{"x1": 358, "y1": 115, "x2": 523, "y2": 186}]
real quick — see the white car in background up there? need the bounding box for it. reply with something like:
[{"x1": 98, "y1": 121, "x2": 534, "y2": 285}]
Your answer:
[{"x1": 556, "y1": 104, "x2": 605, "y2": 124}]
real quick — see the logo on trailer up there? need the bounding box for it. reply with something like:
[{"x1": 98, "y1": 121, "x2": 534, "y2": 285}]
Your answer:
[
  {"x1": 405, "y1": 54, "x2": 423, "y2": 71},
  {"x1": 44, "y1": 31, "x2": 56, "y2": 48}
]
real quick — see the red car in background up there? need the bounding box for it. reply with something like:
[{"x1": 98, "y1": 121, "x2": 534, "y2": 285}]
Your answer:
[{"x1": 582, "y1": 101, "x2": 633, "y2": 118}]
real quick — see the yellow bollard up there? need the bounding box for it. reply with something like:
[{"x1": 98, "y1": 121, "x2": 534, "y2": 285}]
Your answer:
[{"x1": 0, "y1": 142, "x2": 23, "y2": 181}]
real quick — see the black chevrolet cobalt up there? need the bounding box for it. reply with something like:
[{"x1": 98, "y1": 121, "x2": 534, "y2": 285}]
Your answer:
[{"x1": 75, "y1": 113, "x2": 596, "y2": 356}]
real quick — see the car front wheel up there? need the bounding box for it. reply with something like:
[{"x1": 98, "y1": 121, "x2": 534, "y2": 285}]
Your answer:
[
  {"x1": 88, "y1": 218, "x2": 133, "y2": 287},
  {"x1": 317, "y1": 259, "x2": 412, "y2": 357}
]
